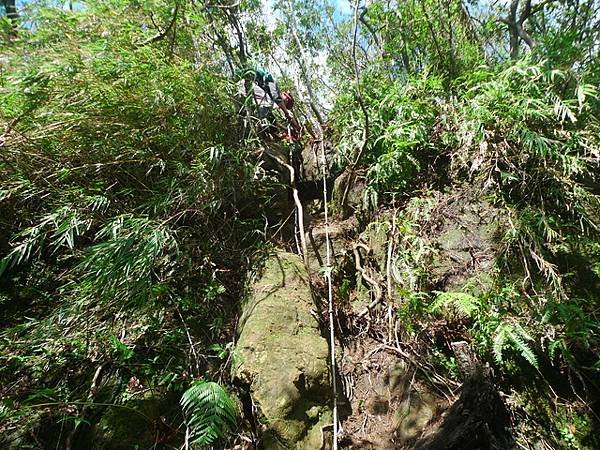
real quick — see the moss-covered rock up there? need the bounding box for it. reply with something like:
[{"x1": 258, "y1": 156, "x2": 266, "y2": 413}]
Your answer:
[
  {"x1": 305, "y1": 216, "x2": 357, "y2": 273},
  {"x1": 395, "y1": 389, "x2": 438, "y2": 442},
  {"x1": 233, "y1": 252, "x2": 332, "y2": 449},
  {"x1": 92, "y1": 390, "x2": 177, "y2": 450},
  {"x1": 332, "y1": 169, "x2": 368, "y2": 219},
  {"x1": 428, "y1": 194, "x2": 501, "y2": 292}
]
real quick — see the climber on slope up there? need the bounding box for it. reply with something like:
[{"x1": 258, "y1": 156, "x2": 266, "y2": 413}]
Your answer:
[{"x1": 238, "y1": 66, "x2": 300, "y2": 140}]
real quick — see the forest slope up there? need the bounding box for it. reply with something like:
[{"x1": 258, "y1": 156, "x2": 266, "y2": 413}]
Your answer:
[{"x1": 1, "y1": 0, "x2": 599, "y2": 449}]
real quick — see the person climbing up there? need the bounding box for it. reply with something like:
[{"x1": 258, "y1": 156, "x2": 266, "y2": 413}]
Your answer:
[
  {"x1": 279, "y1": 91, "x2": 301, "y2": 141},
  {"x1": 238, "y1": 66, "x2": 300, "y2": 140}
]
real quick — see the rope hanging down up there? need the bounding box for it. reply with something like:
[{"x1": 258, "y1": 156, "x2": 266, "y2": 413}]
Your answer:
[{"x1": 320, "y1": 138, "x2": 339, "y2": 450}]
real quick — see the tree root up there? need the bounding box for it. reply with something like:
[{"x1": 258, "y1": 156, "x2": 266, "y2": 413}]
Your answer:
[{"x1": 353, "y1": 243, "x2": 383, "y2": 319}]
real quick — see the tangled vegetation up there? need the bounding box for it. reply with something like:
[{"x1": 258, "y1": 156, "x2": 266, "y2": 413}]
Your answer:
[{"x1": 1, "y1": 0, "x2": 599, "y2": 448}]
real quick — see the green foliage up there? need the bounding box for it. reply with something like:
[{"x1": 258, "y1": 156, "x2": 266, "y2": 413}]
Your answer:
[
  {"x1": 430, "y1": 347, "x2": 460, "y2": 380},
  {"x1": 0, "y1": 2, "x2": 267, "y2": 447},
  {"x1": 180, "y1": 381, "x2": 238, "y2": 445},
  {"x1": 492, "y1": 322, "x2": 538, "y2": 369},
  {"x1": 542, "y1": 299, "x2": 600, "y2": 365},
  {"x1": 0, "y1": 206, "x2": 92, "y2": 275},
  {"x1": 75, "y1": 216, "x2": 177, "y2": 304},
  {"x1": 447, "y1": 62, "x2": 599, "y2": 239},
  {"x1": 1, "y1": 0, "x2": 599, "y2": 448},
  {"x1": 331, "y1": 74, "x2": 442, "y2": 195},
  {"x1": 108, "y1": 334, "x2": 135, "y2": 361},
  {"x1": 429, "y1": 291, "x2": 481, "y2": 318}
]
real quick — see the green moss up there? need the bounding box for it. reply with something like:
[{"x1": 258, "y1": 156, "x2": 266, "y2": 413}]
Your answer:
[
  {"x1": 234, "y1": 252, "x2": 332, "y2": 449},
  {"x1": 93, "y1": 391, "x2": 174, "y2": 450}
]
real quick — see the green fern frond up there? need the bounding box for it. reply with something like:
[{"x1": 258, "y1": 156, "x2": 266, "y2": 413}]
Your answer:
[
  {"x1": 180, "y1": 380, "x2": 237, "y2": 445},
  {"x1": 429, "y1": 291, "x2": 481, "y2": 318},
  {"x1": 493, "y1": 324, "x2": 508, "y2": 365},
  {"x1": 493, "y1": 322, "x2": 538, "y2": 369},
  {"x1": 548, "y1": 339, "x2": 565, "y2": 361},
  {"x1": 507, "y1": 324, "x2": 538, "y2": 368}
]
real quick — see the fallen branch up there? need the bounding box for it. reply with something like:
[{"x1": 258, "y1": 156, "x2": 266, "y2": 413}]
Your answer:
[{"x1": 265, "y1": 148, "x2": 310, "y2": 273}]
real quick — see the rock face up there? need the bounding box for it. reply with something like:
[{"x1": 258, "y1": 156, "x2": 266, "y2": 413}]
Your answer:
[
  {"x1": 333, "y1": 169, "x2": 368, "y2": 219},
  {"x1": 92, "y1": 389, "x2": 179, "y2": 449},
  {"x1": 233, "y1": 252, "x2": 332, "y2": 449},
  {"x1": 305, "y1": 216, "x2": 358, "y2": 273},
  {"x1": 428, "y1": 193, "x2": 501, "y2": 292},
  {"x1": 93, "y1": 391, "x2": 162, "y2": 449}
]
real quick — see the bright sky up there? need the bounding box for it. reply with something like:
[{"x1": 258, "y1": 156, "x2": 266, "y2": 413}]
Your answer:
[{"x1": 335, "y1": 0, "x2": 353, "y2": 16}]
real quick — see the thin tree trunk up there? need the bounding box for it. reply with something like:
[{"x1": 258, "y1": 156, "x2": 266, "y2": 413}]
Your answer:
[
  {"x1": 500, "y1": 0, "x2": 555, "y2": 58},
  {"x1": 2, "y1": 0, "x2": 18, "y2": 36},
  {"x1": 285, "y1": 0, "x2": 325, "y2": 126}
]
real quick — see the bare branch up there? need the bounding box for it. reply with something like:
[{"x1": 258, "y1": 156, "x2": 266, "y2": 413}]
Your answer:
[
  {"x1": 359, "y1": 7, "x2": 383, "y2": 54},
  {"x1": 349, "y1": 0, "x2": 369, "y2": 169},
  {"x1": 520, "y1": 0, "x2": 533, "y2": 24},
  {"x1": 137, "y1": 1, "x2": 180, "y2": 47},
  {"x1": 205, "y1": 0, "x2": 241, "y2": 9}
]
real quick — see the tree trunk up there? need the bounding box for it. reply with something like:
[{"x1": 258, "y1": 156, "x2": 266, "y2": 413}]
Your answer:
[
  {"x1": 2, "y1": 0, "x2": 18, "y2": 36},
  {"x1": 285, "y1": 0, "x2": 325, "y2": 127},
  {"x1": 501, "y1": 0, "x2": 543, "y2": 58}
]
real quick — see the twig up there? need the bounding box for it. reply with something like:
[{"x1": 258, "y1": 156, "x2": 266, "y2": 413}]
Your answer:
[
  {"x1": 285, "y1": 0, "x2": 325, "y2": 126},
  {"x1": 176, "y1": 306, "x2": 201, "y2": 376},
  {"x1": 340, "y1": 0, "x2": 370, "y2": 211},
  {"x1": 137, "y1": 1, "x2": 180, "y2": 46},
  {"x1": 351, "y1": 0, "x2": 370, "y2": 162}
]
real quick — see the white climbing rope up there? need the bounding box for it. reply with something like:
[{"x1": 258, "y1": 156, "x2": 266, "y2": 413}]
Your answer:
[{"x1": 319, "y1": 138, "x2": 339, "y2": 450}]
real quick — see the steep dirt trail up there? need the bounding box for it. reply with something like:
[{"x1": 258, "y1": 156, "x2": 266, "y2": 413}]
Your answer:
[
  {"x1": 292, "y1": 142, "x2": 513, "y2": 449},
  {"x1": 303, "y1": 214, "x2": 446, "y2": 450},
  {"x1": 292, "y1": 139, "x2": 440, "y2": 449}
]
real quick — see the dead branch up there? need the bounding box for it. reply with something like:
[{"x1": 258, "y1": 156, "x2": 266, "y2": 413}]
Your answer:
[
  {"x1": 349, "y1": 0, "x2": 369, "y2": 169},
  {"x1": 499, "y1": 0, "x2": 557, "y2": 58},
  {"x1": 205, "y1": 0, "x2": 241, "y2": 8}
]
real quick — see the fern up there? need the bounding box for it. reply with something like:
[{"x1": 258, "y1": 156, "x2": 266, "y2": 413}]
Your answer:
[
  {"x1": 493, "y1": 322, "x2": 538, "y2": 369},
  {"x1": 180, "y1": 380, "x2": 237, "y2": 445},
  {"x1": 429, "y1": 291, "x2": 481, "y2": 318}
]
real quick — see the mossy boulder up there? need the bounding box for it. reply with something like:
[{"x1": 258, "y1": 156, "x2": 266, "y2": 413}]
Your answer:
[
  {"x1": 233, "y1": 252, "x2": 332, "y2": 449},
  {"x1": 92, "y1": 390, "x2": 178, "y2": 449},
  {"x1": 395, "y1": 389, "x2": 438, "y2": 442},
  {"x1": 332, "y1": 169, "x2": 368, "y2": 219},
  {"x1": 429, "y1": 195, "x2": 502, "y2": 292},
  {"x1": 305, "y1": 216, "x2": 357, "y2": 273}
]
